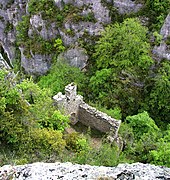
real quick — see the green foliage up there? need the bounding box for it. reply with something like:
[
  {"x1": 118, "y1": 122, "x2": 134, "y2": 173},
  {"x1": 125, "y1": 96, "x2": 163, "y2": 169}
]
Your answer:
[
  {"x1": 16, "y1": 14, "x2": 65, "y2": 58},
  {"x1": 145, "y1": 0, "x2": 170, "y2": 30},
  {"x1": 38, "y1": 62, "x2": 86, "y2": 95},
  {"x1": 23, "y1": 128, "x2": 66, "y2": 155},
  {"x1": 70, "y1": 142, "x2": 128, "y2": 166},
  {"x1": 91, "y1": 103, "x2": 122, "y2": 119},
  {"x1": 28, "y1": 0, "x2": 86, "y2": 25},
  {"x1": 65, "y1": 132, "x2": 90, "y2": 152},
  {"x1": 0, "y1": 70, "x2": 33, "y2": 145},
  {"x1": 120, "y1": 112, "x2": 161, "y2": 163},
  {"x1": 4, "y1": 21, "x2": 13, "y2": 34},
  {"x1": 153, "y1": 31, "x2": 163, "y2": 45},
  {"x1": 28, "y1": 0, "x2": 56, "y2": 19},
  {"x1": 50, "y1": 111, "x2": 69, "y2": 131},
  {"x1": 16, "y1": 15, "x2": 30, "y2": 47},
  {"x1": 149, "y1": 126, "x2": 170, "y2": 167},
  {"x1": 125, "y1": 111, "x2": 159, "y2": 140},
  {"x1": 166, "y1": 36, "x2": 170, "y2": 45},
  {"x1": 16, "y1": 78, "x2": 69, "y2": 131},
  {"x1": 89, "y1": 68, "x2": 115, "y2": 107},
  {"x1": 119, "y1": 123, "x2": 135, "y2": 151},
  {"x1": 0, "y1": 69, "x2": 69, "y2": 165},
  {"x1": 95, "y1": 18, "x2": 153, "y2": 71},
  {"x1": 16, "y1": 19, "x2": 61, "y2": 58},
  {"x1": 147, "y1": 60, "x2": 170, "y2": 125},
  {"x1": 54, "y1": 38, "x2": 66, "y2": 53},
  {"x1": 90, "y1": 18, "x2": 153, "y2": 116}
]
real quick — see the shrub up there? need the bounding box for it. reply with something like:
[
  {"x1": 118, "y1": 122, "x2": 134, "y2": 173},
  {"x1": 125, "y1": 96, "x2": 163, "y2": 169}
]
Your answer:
[
  {"x1": 65, "y1": 132, "x2": 89, "y2": 152},
  {"x1": 38, "y1": 62, "x2": 86, "y2": 95},
  {"x1": 28, "y1": 128, "x2": 66, "y2": 154},
  {"x1": 149, "y1": 126, "x2": 170, "y2": 167},
  {"x1": 125, "y1": 111, "x2": 159, "y2": 140}
]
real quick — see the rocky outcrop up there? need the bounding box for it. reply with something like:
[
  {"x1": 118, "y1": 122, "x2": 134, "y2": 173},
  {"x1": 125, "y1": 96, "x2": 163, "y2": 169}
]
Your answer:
[
  {"x1": 55, "y1": 0, "x2": 111, "y2": 24},
  {"x1": 53, "y1": 83, "x2": 121, "y2": 141},
  {"x1": 57, "y1": 48, "x2": 88, "y2": 69},
  {"x1": 153, "y1": 13, "x2": 170, "y2": 61},
  {"x1": 113, "y1": 0, "x2": 143, "y2": 14},
  {"x1": 0, "y1": 0, "x2": 27, "y2": 65},
  {"x1": 0, "y1": 0, "x2": 145, "y2": 75},
  {"x1": 1, "y1": 162, "x2": 170, "y2": 180},
  {"x1": 20, "y1": 47, "x2": 52, "y2": 75},
  {"x1": 0, "y1": 0, "x2": 110, "y2": 75}
]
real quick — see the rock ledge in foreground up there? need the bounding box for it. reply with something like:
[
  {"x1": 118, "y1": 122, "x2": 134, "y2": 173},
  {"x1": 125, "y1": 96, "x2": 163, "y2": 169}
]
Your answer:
[{"x1": 0, "y1": 162, "x2": 170, "y2": 180}]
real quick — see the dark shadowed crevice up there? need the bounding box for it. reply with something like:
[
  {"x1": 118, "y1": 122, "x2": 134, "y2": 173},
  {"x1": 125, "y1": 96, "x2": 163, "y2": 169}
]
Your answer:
[{"x1": 0, "y1": 44, "x2": 13, "y2": 68}]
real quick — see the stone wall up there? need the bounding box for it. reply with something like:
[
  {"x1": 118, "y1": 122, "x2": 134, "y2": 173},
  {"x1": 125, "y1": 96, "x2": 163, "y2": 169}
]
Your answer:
[{"x1": 53, "y1": 83, "x2": 121, "y2": 140}]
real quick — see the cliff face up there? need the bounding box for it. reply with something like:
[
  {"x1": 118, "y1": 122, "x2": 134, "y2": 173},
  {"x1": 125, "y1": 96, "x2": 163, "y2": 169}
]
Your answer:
[
  {"x1": 0, "y1": 0, "x2": 26, "y2": 65},
  {"x1": 0, "y1": 0, "x2": 144, "y2": 75},
  {"x1": 0, "y1": 0, "x2": 169, "y2": 75}
]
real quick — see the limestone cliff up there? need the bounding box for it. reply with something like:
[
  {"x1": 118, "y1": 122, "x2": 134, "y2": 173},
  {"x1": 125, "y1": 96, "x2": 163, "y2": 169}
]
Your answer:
[
  {"x1": 0, "y1": 0, "x2": 169, "y2": 75},
  {"x1": 0, "y1": 0, "x2": 143, "y2": 75}
]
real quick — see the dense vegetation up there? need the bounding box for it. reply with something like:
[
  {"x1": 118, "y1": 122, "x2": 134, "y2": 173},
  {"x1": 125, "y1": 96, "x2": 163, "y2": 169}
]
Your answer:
[{"x1": 1, "y1": 0, "x2": 170, "y2": 168}]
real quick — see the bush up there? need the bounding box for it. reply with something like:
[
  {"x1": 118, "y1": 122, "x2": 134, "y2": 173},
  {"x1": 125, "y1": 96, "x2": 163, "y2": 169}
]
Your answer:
[
  {"x1": 0, "y1": 69, "x2": 69, "y2": 165},
  {"x1": 26, "y1": 128, "x2": 66, "y2": 154},
  {"x1": 147, "y1": 61, "x2": 170, "y2": 126},
  {"x1": 38, "y1": 62, "x2": 86, "y2": 95},
  {"x1": 119, "y1": 112, "x2": 161, "y2": 163},
  {"x1": 149, "y1": 126, "x2": 170, "y2": 167},
  {"x1": 145, "y1": 0, "x2": 170, "y2": 30},
  {"x1": 65, "y1": 132, "x2": 89, "y2": 152},
  {"x1": 125, "y1": 111, "x2": 159, "y2": 140}
]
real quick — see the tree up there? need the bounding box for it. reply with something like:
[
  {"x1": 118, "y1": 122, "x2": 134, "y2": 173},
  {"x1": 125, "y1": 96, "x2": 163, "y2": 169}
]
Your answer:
[
  {"x1": 125, "y1": 111, "x2": 159, "y2": 139},
  {"x1": 149, "y1": 125, "x2": 170, "y2": 167},
  {"x1": 0, "y1": 69, "x2": 69, "y2": 155},
  {"x1": 38, "y1": 62, "x2": 86, "y2": 95},
  {"x1": 147, "y1": 60, "x2": 170, "y2": 126},
  {"x1": 122, "y1": 111, "x2": 160, "y2": 163},
  {"x1": 90, "y1": 18, "x2": 153, "y2": 116}
]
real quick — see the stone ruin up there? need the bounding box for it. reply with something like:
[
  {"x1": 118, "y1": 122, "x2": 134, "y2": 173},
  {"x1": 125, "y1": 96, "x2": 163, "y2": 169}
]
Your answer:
[{"x1": 53, "y1": 83, "x2": 121, "y2": 141}]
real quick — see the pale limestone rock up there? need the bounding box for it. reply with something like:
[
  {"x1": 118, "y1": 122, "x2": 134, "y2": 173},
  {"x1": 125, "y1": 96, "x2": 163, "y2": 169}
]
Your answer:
[
  {"x1": 113, "y1": 0, "x2": 143, "y2": 14},
  {"x1": 57, "y1": 48, "x2": 88, "y2": 69},
  {"x1": 0, "y1": 162, "x2": 170, "y2": 180},
  {"x1": 153, "y1": 14, "x2": 170, "y2": 60}
]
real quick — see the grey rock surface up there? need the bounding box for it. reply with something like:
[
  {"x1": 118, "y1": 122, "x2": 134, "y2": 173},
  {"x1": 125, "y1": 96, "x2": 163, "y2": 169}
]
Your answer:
[
  {"x1": 0, "y1": 162, "x2": 170, "y2": 180},
  {"x1": 0, "y1": 0, "x2": 27, "y2": 64},
  {"x1": 0, "y1": 53, "x2": 11, "y2": 69},
  {"x1": 20, "y1": 47, "x2": 51, "y2": 75},
  {"x1": 113, "y1": 0, "x2": 143, "y2": 14},
  {"x1": 0, "y1": 0, "x2": 145, "y2": 75},
  {"x1": 153, "y1": 13, "x2": 170, "y2": 60},
  {"x1": 58, "y1": 48, "x2": 88, "y2": 69}
]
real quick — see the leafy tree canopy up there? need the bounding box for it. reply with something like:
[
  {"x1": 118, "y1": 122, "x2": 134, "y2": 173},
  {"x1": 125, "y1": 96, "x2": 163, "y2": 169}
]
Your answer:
[{"x1": 90, "y1": 18, "x2": 153, "y2": 116}]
